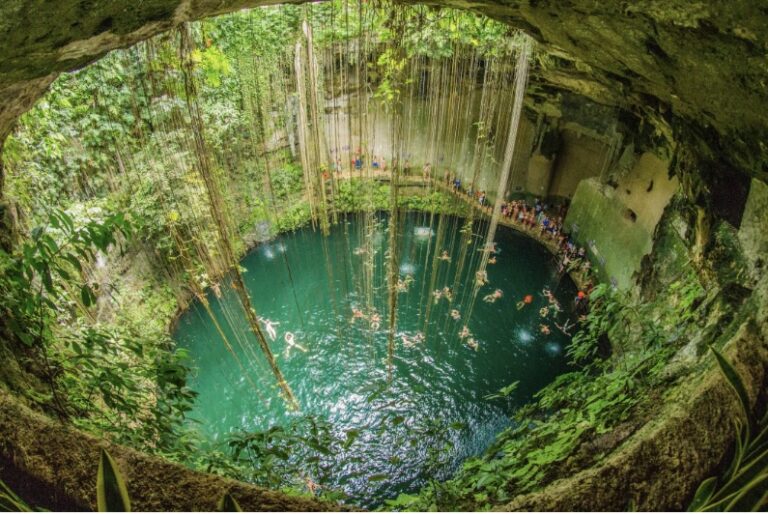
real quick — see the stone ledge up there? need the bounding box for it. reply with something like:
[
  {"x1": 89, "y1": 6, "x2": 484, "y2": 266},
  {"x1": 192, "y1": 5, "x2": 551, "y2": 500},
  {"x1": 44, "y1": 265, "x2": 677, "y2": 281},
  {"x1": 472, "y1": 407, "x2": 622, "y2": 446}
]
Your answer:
[
  {"x1": 0, "y1": 391, "x2": 351, "y2": 511},
  {"x1": 500, "y1": 317, "x2": 768, "y2": 511}
]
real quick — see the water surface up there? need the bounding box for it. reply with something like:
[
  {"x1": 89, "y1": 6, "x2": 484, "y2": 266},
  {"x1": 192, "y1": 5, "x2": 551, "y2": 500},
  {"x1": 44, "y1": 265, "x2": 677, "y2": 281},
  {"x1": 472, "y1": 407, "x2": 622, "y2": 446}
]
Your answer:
[{"x1": 174, "y1": 212, "x2": 577, "y2": 506}]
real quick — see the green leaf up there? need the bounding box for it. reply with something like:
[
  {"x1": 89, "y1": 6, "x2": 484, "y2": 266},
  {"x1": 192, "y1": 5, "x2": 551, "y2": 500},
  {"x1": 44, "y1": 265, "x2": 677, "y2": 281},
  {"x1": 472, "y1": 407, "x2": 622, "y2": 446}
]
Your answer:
[
  {"x1": 0, "y1": 479, "x2": 33, "y2": 511},
  {"x1": 97, "y1": 449, "x2": 131, "y2": 512},
  {"x1": 81, "y1": 285, "x2": 94, "y2": 307},
  {"x1": 343, "y1": 429, "x2": 360, "y2": 449},
  {"x1": 217, "y1": 493, "x2": 242, "y2": 512},
  {"x1": 688, "y1": 476, "x2": 717, "y2": 511},
  {"x1": 724, "y1": 471, "x2": 768, "y2": 511},
  {"x1": 710, "y1": 346, "x2": 752, "y2": 429},
  {"x1": 390, "y1": 415, "x2": 406, "y2": 426}
]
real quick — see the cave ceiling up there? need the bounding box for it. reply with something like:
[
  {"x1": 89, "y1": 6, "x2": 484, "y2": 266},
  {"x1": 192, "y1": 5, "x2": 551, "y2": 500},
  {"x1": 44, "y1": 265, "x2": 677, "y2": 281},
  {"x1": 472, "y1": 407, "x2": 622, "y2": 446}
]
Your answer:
[{"x1": 0, "y1": 0, "x2": 766, "y2": 183}]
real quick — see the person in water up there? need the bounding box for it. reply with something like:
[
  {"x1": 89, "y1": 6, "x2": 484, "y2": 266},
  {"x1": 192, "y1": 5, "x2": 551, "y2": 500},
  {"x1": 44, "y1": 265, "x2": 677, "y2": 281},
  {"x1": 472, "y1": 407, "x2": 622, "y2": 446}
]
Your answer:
[
  {"x1": 370, "y1": 311, "x2": 381, "y2": 331},
  {"x1": 483, "y1": 289, "x2": 503, "y2": 303},
  {"x1": 438, "y1": 250, "x2": 451, "y2": 262},
  {"x1": 351, "y1": 307, "x2": 366, "y2": 323},
  {"x1": 283, "y1": 332, "x2": 307, "y2": 357},
  {"x1": 475, "y1": 270, "x2": 489, "y2": 286},
  {"x1": 442, "y1": 286, "x2": 454, "y2": 302},
  {"x1": 459, "y1": 325, "x2": 472, "y2": 339},
  {"x1": 488, "y1": 256, "x2": 497, "y2": 265},
  {"x1": 555, "y1": 318, "x2": 574, "y2": 336},
  {"x1": 516, "y1": 294, "x2": 534, "y2": 310},
  {"x1": 466, "y1": 337, "x2": 479, "y2": 351},
  {"x1": 450, "y1": 309, "x2": 461, "y2": 320},
  {"x1": 540, "y1": 324, "x2": 551, "y2": 335},
  {"x1": 259, "y1": 318, "x2": 280, "y2": 341},
  {"x1": 432, "y1": 289, "x2": 443, "y2": 304},
  {"x1": 539, "y1": 306, "x2": 550, "y2": 318}
]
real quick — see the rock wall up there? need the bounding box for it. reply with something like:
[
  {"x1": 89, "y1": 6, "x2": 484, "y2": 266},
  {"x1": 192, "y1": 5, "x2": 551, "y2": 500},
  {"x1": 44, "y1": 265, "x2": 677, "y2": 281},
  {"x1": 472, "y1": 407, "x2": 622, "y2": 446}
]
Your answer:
[
  {"x1": 546, "y1": 128, "x2": 607, "y2": 199},
  {"x1": 503, "y1": 315, "x2": 768, "y2": 511},
  {"x1": 738, "y1": 179, "x2": 768, "y2": 282},
  {"x1": 564, "y1": 153, "x2": 677, "y2": 289},
  {"x1": 1, "y1": 0, "x2": 767, "y2": 186},
  {"x1": 0, "y1": 390, "x2": 349, "y2": 512}
]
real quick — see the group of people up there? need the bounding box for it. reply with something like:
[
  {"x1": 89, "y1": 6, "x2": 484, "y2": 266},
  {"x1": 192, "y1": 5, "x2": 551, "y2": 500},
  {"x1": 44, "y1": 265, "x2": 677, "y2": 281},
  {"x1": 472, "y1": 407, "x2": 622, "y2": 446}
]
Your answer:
[{"x1": 501, "y1": 198, "x2": 594, "y2": 282}]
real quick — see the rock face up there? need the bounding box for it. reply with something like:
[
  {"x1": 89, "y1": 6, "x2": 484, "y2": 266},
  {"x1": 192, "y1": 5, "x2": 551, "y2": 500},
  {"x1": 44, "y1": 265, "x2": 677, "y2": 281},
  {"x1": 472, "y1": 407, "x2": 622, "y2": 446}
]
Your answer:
[{"x1": 1, "y1": 0, "x2": 767, "y2": 186}]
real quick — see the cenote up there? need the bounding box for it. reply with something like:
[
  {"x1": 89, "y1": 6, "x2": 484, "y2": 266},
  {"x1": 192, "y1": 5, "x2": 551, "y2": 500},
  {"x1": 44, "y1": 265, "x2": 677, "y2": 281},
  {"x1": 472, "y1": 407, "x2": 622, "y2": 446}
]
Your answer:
[{"x1": 174, "y1": 211, "x2": 577, "y2": 507}]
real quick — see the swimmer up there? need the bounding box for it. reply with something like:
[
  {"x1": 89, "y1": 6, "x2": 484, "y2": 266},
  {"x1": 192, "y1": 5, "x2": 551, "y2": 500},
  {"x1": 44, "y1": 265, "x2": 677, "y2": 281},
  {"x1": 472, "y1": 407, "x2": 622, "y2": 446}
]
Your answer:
[
  {"x1": 442, "y1": 287, "x2": 454, "y2": 302},
  {"x1": 370, "y1": 311, "x2": 381, "y2": 331},
  {"x1": 401, "y1": 334, "x2": 415, "y2": 348},
  {"x1": 438, "y1": 250, "x2": 451, "y2": 262},
  {"x1": 459, "y1": 325, "x2": 472, "y2": 339},
  {"x1": 478, "y1": 242, "x2": 498, "y2": 254},
  {"x1": 351, "y1": 307, "x2": 367, "y2": 323},
  {"x1": 475, "y1": 270, "x2": 489, "y2": 286},
  {"x1": 540, "y1": 324, "x2": 551, "y2": 335},
  {"x1": 413, "y1": 332, "x2": 425, "y2": 343},
  {"x1": 283, "y1": 332, "x2": 307, "y2": 352},
  {"x1": 555, "y1": 319, "x2": 574, "y2": 336},
  {"x1": 260, "y1": 318, "x2": 280, "y2": 341},
  {"x1": 542, "y1": 288, "x2": 560, "y2": 307},
  {"x1": 539, "y1": 306, "x2": 549, "y2": 318},
  {"x1": 396, "y1": 279, "x2": 408, "y2": 293},
  {"x1": 482, "y1": 289, "x2": 503, "y2": 303},
  {"x1": 466, "y1": 338, "x2": 479, "y2": 351},
  {"x1": 432, "y1": 289, "x2": 443, "y2": 304},
  {"x1": 450, "y1": 309, "x2": 461, "y2": 320},
  {"x1": 516, "y1": 294, "x2": 534, "y2": 310},
  {"x1": 488, "y1": 256, "x2": 497, "y2": 265}
]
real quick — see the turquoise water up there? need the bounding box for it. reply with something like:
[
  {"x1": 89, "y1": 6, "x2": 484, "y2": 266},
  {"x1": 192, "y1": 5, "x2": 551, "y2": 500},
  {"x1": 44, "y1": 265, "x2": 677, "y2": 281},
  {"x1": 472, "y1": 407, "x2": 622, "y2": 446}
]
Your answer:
[{"x1": 174, "y1": 211, "x2": 577, "y2": 506}]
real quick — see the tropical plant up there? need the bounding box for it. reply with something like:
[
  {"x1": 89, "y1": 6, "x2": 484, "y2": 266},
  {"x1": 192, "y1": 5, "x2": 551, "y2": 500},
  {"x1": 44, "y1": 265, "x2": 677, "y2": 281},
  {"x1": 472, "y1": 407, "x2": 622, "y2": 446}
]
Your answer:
[{"x1": 687, "y1": 347, "x2": 768, "y2": 511}]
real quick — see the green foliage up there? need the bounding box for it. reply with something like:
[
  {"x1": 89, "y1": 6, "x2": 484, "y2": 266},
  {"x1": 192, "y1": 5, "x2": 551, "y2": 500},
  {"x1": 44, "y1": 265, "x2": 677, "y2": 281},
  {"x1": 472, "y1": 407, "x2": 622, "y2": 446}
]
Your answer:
[
  {"x1": 0, "y1": 480, "x2": 35, "y2": 512},
  {"x1": 275, "y1": 202, "x2": 313, "y2": 233},
  {"x1": 217, "y1": 494, "x2": 243, "y2": 512},
  {"x1": 398, "y1": 191, "x2": 467, "y2": 216},
  {"x1": 388, "y1": 276, "x2": 707, "y2": 511},
  {"x1": 223, "y1": 415, "x2": 339, "y2": 493},
  {"x1": 97, "y1": 450, "x2": 132, "y2": 512},
  {"x1": 270, "y1": 163, "x2": 305, "y2": 200},
  {"x1": 0, "y1": 209, "x2": 130, "y2": 348},
  {"x1": 687, "y1": 348, "x2": 768, "y2": 512},
  {"x1": 334, "y1": 180, "x2": 390, "y2": 212},
  {"x1": 484, "y1": 381, "x2": 519, "y2": 401}
]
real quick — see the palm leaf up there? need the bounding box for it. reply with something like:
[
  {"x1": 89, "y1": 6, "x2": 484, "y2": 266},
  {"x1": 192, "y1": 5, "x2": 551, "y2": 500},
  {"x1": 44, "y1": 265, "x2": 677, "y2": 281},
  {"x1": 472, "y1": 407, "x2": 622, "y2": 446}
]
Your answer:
[
  {"x1": 724, "y1": 472, "x2": 768, "y2": 511},
  {"x1": 688, "y1": 477, "x2": 717, "y2": 511},
  {"x1": 97, "y1": 450, "x2": 131, "y2": 512},
  {"x1": 710, "y1": 346, "x2": 752, "y2": 432},
  {"x1": 0, "y1": 479, "x2": 34, "y2": 512},
  {"x1": 217, "y1": 493, "x2": 242, "y2": 512}
]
